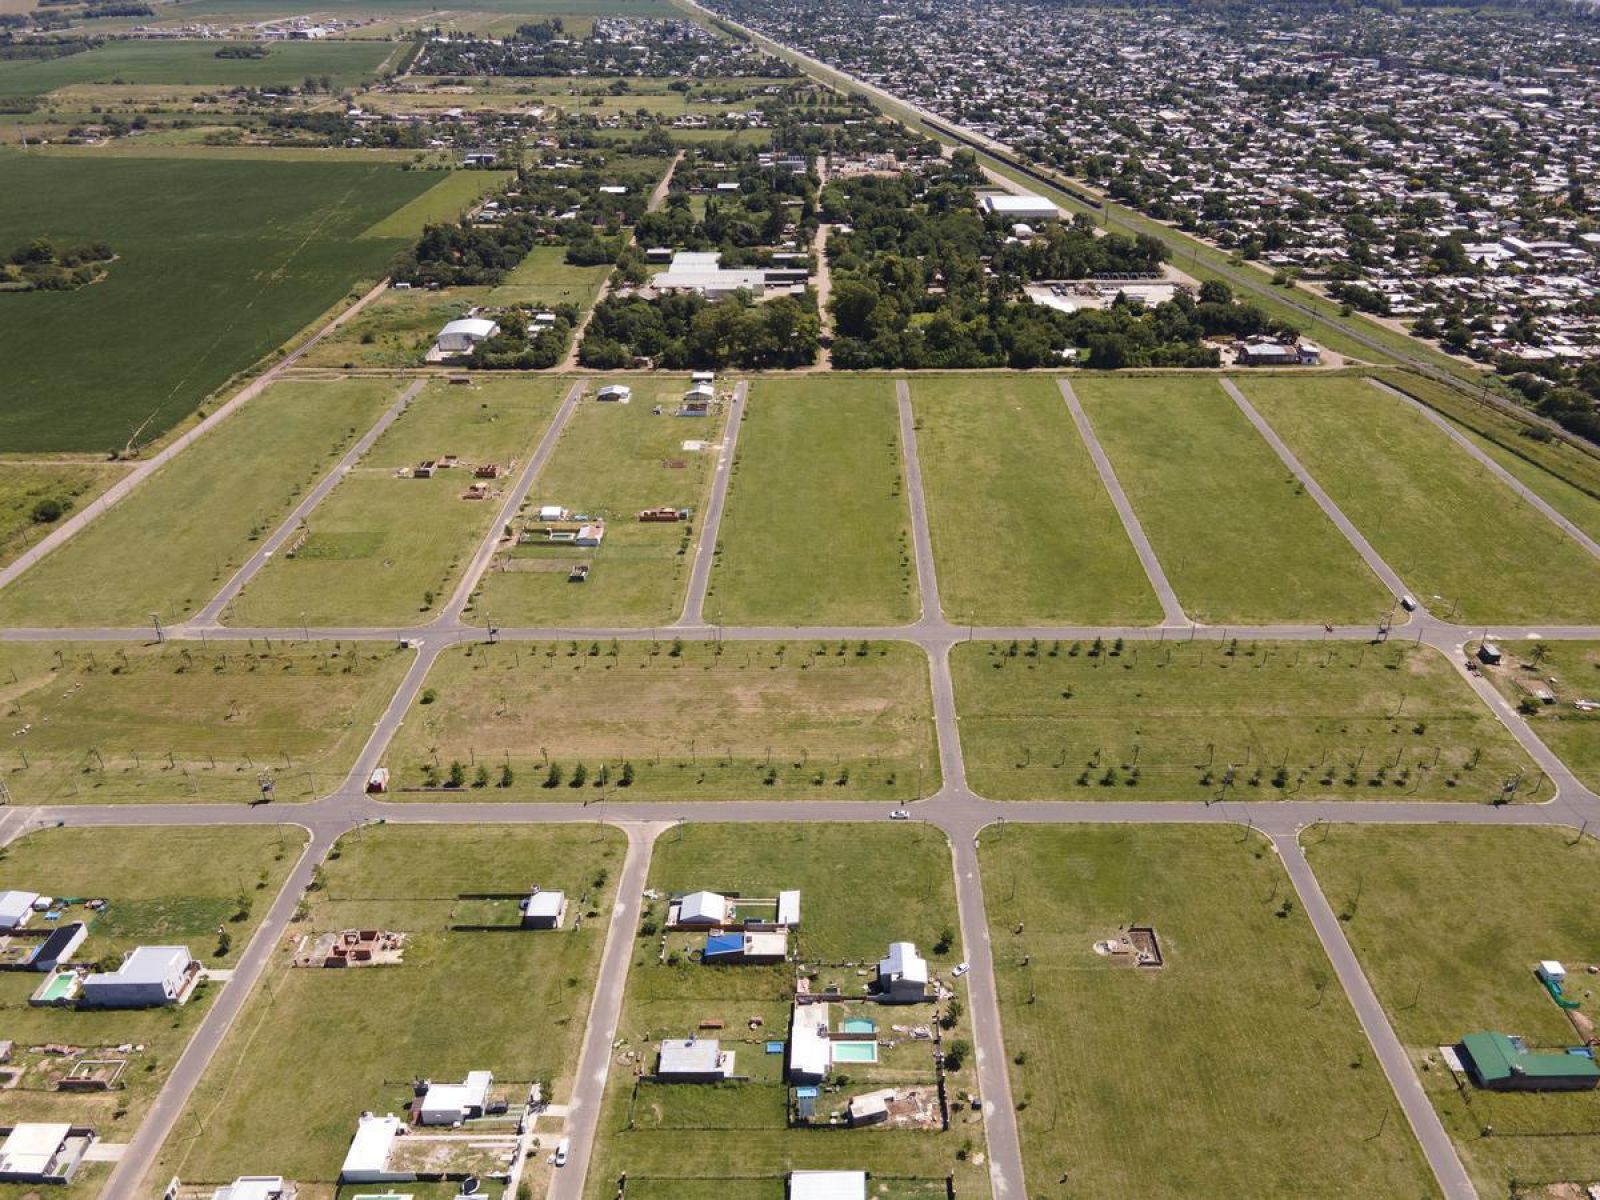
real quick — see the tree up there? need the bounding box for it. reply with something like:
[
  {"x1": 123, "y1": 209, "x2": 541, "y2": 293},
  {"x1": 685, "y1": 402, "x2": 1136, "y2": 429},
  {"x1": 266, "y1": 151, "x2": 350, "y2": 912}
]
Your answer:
[
  {"x1": 1198, "y1": 279, "x2": 1233, "y2": 306},
  {"x1": 447, "y1": 760, "x2": 466, "y2": 788},
  {"x1": 543, "y1": 763, "x2": 563, "y2": 788},
  {"x1": 943, "y1": 1038, "x2": 971, "y2": 1070},
  {"x1": 499, "y1": 763, "x2": 515, "y2": 788}
]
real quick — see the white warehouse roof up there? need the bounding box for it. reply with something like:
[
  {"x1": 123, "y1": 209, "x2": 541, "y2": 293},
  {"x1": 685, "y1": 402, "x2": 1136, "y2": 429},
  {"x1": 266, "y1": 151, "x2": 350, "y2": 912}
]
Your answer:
[
  {"x1": 790, "y1": 1170, "x2": 867, "y2": 1200},
  {"x1": 678, "y1": 891, "x2": 727, "y2": 923},
  {"x1": 979, "y1": 192, "x2": 1062, "y2": 220},
  {"x1": 339, "y1": 1113, "x2": 401, "y2": 1182},
  {"x1": 0, "y1": 891, "x2": 38, "y2": 929},
  {"x1": 522, "y1": 890, "x2": 566, "y2": 918},
  {"x1": 777, "y1": 890, "x2": 801, "y2": 927},
  {"x1": 438, "y1": 318, "x2": 499, "y2": 340},
  {"x1": 0, "y1": 1124, "x2": 72, "y2": 1177}
]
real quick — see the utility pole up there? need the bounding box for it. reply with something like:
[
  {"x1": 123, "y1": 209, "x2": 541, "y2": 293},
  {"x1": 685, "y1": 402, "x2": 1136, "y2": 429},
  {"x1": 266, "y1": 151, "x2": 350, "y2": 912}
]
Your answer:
[{"x1": 150, "y1": 613, "x2": 165, "y2": 644}]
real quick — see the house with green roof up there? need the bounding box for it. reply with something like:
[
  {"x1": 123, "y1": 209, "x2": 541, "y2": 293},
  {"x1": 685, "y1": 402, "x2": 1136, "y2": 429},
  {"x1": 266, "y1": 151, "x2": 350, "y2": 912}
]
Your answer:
[{"x1": 1459, "y1": 1031, "x2": 1600, "y2": 1092}]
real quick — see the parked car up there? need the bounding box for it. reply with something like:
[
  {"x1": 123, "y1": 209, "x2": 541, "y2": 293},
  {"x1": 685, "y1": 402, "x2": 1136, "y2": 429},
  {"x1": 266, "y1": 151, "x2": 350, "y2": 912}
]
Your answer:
[
  {"x1": 952, "y1": 962, "x2": 970, "y2": 977},
  {"x1": 554, "y1": 1139, "x2": 570, "y2": 1167},
  {"x1": 889, "y1": 808, "x2": 910, "y2": 820}
]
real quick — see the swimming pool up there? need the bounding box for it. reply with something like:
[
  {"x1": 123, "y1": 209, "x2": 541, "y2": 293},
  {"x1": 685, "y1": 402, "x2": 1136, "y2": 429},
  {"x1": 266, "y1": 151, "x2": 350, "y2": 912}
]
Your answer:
[
  {"x1": 832, "y1": 1041, "x2": 879, "y2": 1064},
  {"x1": 842, "y1": 1018, "x2": 877, "y2": 1035}
]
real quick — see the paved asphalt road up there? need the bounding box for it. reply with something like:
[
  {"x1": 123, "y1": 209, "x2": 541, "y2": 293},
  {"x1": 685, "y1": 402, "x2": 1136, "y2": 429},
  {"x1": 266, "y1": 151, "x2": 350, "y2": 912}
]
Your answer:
[{"x1": 677, "y1": 380, "x2": 747, "y2": 628}]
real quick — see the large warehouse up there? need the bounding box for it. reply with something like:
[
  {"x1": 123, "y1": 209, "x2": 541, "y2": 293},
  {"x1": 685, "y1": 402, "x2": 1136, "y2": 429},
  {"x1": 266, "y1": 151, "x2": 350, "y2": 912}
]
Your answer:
[{"x1": 978, "y1": 191, "x2": 1063, "y2": 222}]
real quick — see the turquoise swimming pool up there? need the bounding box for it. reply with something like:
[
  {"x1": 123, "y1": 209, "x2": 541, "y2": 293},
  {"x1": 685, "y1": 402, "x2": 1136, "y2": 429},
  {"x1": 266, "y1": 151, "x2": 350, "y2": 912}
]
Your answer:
[
  {"x1": 832, "y1": 1041, "x2": 879, "y2": 1063},
  {"x1": 842, "y1": 1018, "x2": 877, "y2": 1035}
]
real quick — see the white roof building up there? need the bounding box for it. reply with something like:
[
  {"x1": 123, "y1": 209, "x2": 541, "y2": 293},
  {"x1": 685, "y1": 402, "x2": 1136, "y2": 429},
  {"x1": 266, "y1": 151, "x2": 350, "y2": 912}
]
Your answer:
[
  {"x1": 520, "y1": 889, "x2": 566, "y2": 929},
  {"x1": 677, "y1": 891, "x2": 728, "y2": 925},
  {"x1": 80, "y1": 945, "x2": 194, "y2": 1009},
  {"x1": 0, "y1": 891, "x2": 38, "y2": 930},
  {"x1": 979, "y1": 191, "x2": 1062, "y2": 222},
  {"x1": 657, "y1": 1037, "x2": 736, "y2": 1080},
  {"x1": 877, "y1": 942, "x2": 929, "y2": 1002},
  {"x1": 211, "y1": 1175, "x2": 294, "y2": 1200},
  {"x1": 340, "y1": 1113, "x2": 406, "y2": 1183},
  {"x1": 654, "y1": 250, "x2": 767, "y2": 298},
  {"x1": 435, "y1": 318, "x2": 500, "y2": 355},
  {"x1": 790, "y1": 1170, "x2": 867, "y2": 1200},
  {"x1": 788, "y1": 1002, "x2": 831, "y2": 1083},
  {"x1": 777, "y1": 890, "x2": 801, "y2": 927},
  {"x1": 0, "y1": 1123, "x2": 87, "y2": 1183},
  {"x1": 418, "y1": 1070, "x2": 493, "y2": 1125}
]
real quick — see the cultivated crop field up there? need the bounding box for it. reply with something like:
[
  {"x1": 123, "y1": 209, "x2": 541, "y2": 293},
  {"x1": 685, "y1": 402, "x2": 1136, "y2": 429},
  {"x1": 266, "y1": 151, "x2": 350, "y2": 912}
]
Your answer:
[
  {"x1": 951, "y1": 637, "x2": 1538, "y2": 802},
  {"x1": 1306, "y1": 825, "x2": 1600, "y2": 1196},
  {"x1": 584, "y1": 822, "x2": 989, "y2": 1200},
  {"x1": 1076, "y1": 376, "x2": 1391, "y2": 624},
  {"x1": 0, "y1": 823, "x2": 305, "y2": 1196},
  {"x1": 909, "y1": 376, "x2": 1160, "y2": 624},
  {"x1": 387, "y1": 640, "x2": 938, "y2": 801},
  {"x1": 226, "y1": 378, "x2": 564, "y2": 626},
  {"x1": 0, "y1": 379, "x2": 400, "y2": 627},
  {"x1": 0, "y1": 39, "x2": 397, "y2": 96},
  {"x1": 0, "y1": 640, "x2": 412, "y2": 804},
  {"x1": 147, "y1": 823, "x2": 622, "y2": 1190},
  {"x1": 470, "y1": 380, "x2": 716, "y2": 627},
  {"x1": 0, "y1": 153, "x2": 434, "y2": 452},
  {"x1": 709, "y1": 377, "x2": 916, "y2": 625},
  {"x1": 982, "y1": 825, "x2": 1437, "y2": 1197},
  {"x1": 1242, "y1": 376, "x2": 1600, "y2": 624}
]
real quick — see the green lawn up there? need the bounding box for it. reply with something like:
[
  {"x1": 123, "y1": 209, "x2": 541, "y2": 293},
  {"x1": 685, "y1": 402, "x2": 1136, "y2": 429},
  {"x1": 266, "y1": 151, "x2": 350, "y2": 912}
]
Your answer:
[
  {"x1": 468, "y1": 379, "x2": 716, "y2": 627},
  {"x1": 0, "y1": 39, "x2": 395, "y2": 96},
  {"x1": 0, "y1": 378, "x2": 399, "y2": 627},
  {"x1": 0, "y1": 460, "x2": 126, "y2": 568},
  {"x1": 0, "y1": 152, "x2": 432, "y2": 452},
  {"x1": 1076, "y1": 376, "x2": 1392, "y2": 624},
  {"x1": 226, "y1": 378, "x2": 565, "y2": 626},
  {"x1": 982, "y1": 825, "x2": 1439, "y2": 1198},
  {"x1": 0, "y1": 640, "x2": 412, "y2": 803},
  {"x1": 950, "y1": 637, "x2": 1539, "y2": 802},
  {"x1": 386, "y1": 639, "x2": 938, "y2": 802},
  {"x1": 1478, "y1": 640, "x2": 1600, "y2": 792},
  {"x1": 1458, "y1": 426, "x2": 1600, "y2": 545},
  {"x1": 1305, "y1": 825, "x2": 1600, "y2": 1197},
  {"x1": 908, "y1": 375, "x2": 1159, "y2": 624},
  {"x1": 489, "y1": 243, "x2": 612, "y2": 310},
  {"x1": 708, "y1": 377, "x2": 916, "y2": 625},
  {"x1": 0, "y1": 824, "x2": 304, "y2": 1184},
  {"x1": 585, "y1": 822, "x2": 989, "y2": 1200},
  {"x1": 299, "y1": 286, "x2": 494, "y2": 369},
  {"x1": 358, "y1": 168, "x2": 513, "y2": 239},
  {"x1": 1242, "y1": 376, "x2": 1600, "y2": 624},
  {"x1": 149, "y1": 824, "x2": 623, "y2": 1191}
]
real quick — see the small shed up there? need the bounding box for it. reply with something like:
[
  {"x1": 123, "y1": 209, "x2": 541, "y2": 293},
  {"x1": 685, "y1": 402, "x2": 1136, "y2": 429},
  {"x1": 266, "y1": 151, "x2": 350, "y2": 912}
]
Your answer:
[
  {"x1": 520, "y1": 889, "x2": 567, "y2": 930},
  {"x1": 1478, "y1": 642, "x2": 1503, "y2": 665},
  {"x1": 0, "y1": 892, "x2": 39, "y2": 931}
]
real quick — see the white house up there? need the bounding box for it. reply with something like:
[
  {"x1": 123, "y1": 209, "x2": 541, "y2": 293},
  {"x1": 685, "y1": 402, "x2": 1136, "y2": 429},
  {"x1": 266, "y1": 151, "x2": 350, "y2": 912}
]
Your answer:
[
  {"x1": 675, "y1": 891, "x2": 728, "y2": 926},
  {"x1": 596, "y1": 384, "x2": 632, "y2": 402},
  {"x1": 656, "y1": 1038, "x2": 736, "y2": 1082},
  {"x1": 979, "y1": 191, "x2": 1062, "y2": 222},
  {"x1": 788, "y1": 1003, "x2": 831, "y2": 1084},
  {"x1": 876, "y1": 943, "x2": 928, "y2": 1003},
  {"x1": 209, "y1": 1176, "x2": 295, "y2": 1200},
  {"x1": 777, "y1": 890, "x2": 801, "y2": 928},
  {"x1": 520, "y1": 889, "x2": 567, "y2": 930},
  {"x1": 789, "y1": 1170, "x2": 867, "y2": 1200},
  {"x1": 434, "y1": 317, "x2": 500, "y2": 357},
  {"x1": 79, "y1": 946, "x2": 196, "y2": 1009},
  {"x1": 0, "y1": 1124, "x2": 92, "y2": 1184},
  {"x1": 340, "y1": 1113, "x2": 408, "y2": 1183},
  {"x1": 0, "y1": 891, "x2": 39, "y2": 930},
  {"x1": 418, "y1": 1071, "x2": 493, "y2": 1125}
]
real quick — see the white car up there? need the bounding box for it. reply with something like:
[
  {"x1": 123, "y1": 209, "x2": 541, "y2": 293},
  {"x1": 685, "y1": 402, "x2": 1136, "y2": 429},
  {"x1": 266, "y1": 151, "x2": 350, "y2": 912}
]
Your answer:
[
  {"x1": 952, "y1": 962, "x2": 970, "y2": 977},
  {"x1": 554, "y1": 1138, "x2": 570, "y2": 1167},
  {"x1": 889, "y1": 808, "x2": 911, "y2": 820}
]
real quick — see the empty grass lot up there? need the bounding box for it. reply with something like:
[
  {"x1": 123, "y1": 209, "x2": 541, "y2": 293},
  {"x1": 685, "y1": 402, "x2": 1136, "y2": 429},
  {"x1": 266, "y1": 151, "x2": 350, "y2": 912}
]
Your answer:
[
  {"x1": 951, "y1": 637, "x2": 1538, "y2": 802},
  {"x1": 1305, "y1": 825, "x2": 1600, "y2": 1196},
  {"x1": 1076, "y1": 376, "x2": 1391, "y2": 624},
  {"x1": 1478, "y1": 640, "x2": 1600, "y2": 792},
  {"x1": 489, "y1": 243, "x2": 612, "y2": 310},
  {"x1": 0, "y1": 640, "x2": 411, "y2": 804},
  {"x1": 226, "y1": 378, "x2": 565, "y2": 626},
  {"x1": 909, "y1": 376, "x2": 1159, "y2": 624},
  {"x1": 1457, "y1": 426, "x2": 1600, "y2": 545},
  {"x1": 983, "y1": 825, "x2": 1438, "y2": 1198},
  {"x1": 387, "y1": 640, "x2": 938, "y2": 801},
  {"x1": 469, "y1": 380, "x2": 716, "y2": 627},
  {"x1": 0, "y1": 379, "x2": 399, "y2": 627},
  {"x1": 708, "y1": 377, "x2": 916, "y2": 625},
  {"x1": 0, "y1": 461, "x2": 126, "y2": 568},
  {"x1": 584, "y1": 823, "x2": 989, "y2": 1200},
  {"x1": 149, "y1": 824, "x2": 622, "y2": 1192},
  {"x1": 1242, "y1": 376, "x2": 1600, "y2": 624},
  {"x1": 0, "y1": 823, "x2": 304, "y2": 1196}
]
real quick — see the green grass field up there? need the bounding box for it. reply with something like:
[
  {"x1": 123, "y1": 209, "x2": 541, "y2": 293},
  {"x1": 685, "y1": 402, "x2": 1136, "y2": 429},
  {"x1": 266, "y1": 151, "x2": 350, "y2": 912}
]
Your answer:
[
  {"x1": 1458, "y1": 426, "x2": 1600, "y2": 545},
  {"x1": 226, "y1": 378, "x2": 565, "y2": 626},
  {"x1": 358, "y1": 168, "x2": 512, "y2": 239},
  {"x1": 148, "y1": 823, "x2": 623, "y2": 1191},
  {"x1": 489, "y1": 243, "x2": 613, "y2": 310},
  {"x1": 950, "y1": 638, "x2": 1539, "y2": 802},
  {"x1": 585, "y1": 822, "x2": 989, "y2": 1200},
  {"x1": 708, "y1": 377, "x2": 916, "y2": 625},
  {"x1": 468, "y1": 379, "x2": 715, "y2": 627},
  {"x1": 0, "y1": 640, "x2": 412, "y2": 803},
  {"x1": 0, "y1": 823, "x2": 304, "y2": 1186},
  {"x1": 1075, "y1": 376, "x2": 1392, "y2": 623},
  {"x1": 983, "y1": 824, "x2": 1438, "y2": 1197},
  {"x1": 0, "y1": 153, "x2": 432, "y2": 453},
  {"x1": 1305, "y1": 825, "x2": 1600, "y2": 1196},
  {"x1": 1478, "y1": 640, "x2": 1600, "y2": 792},
  {"x1": 387, "y1": 639, "x2": 938, "y2": 801},
  {"x1": 1242, "y1": 376, "x2": 1600, "y2": 624},
  {"x1": 0, "y1": 39, "x2": 396, "y2": 96},
  {"x1": 908, "y1": 375, "x2": 1160, "y2": 624},
  {"x1": 0, "y1": 460, "x2": 126, "y2": 568},
  {"x1": 0, "y1": 378, "x2": 399, "y2": 627}
]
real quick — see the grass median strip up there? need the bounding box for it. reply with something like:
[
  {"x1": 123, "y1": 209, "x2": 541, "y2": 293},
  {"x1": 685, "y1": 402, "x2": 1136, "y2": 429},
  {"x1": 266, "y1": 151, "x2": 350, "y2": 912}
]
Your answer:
[
  {"x1": 386, "y1": 639, "x2": 938, "y2": 802},
  {"x1": 982, "y1": 824, "x2": 1438, "y2": 1198},
  {"x1": 951, "y1": 637, "x2": 1538, "y2": 802}
]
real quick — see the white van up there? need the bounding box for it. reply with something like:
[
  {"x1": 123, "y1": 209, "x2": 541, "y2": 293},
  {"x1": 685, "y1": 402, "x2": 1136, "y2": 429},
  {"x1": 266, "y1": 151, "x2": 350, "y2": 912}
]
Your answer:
[{"x1": 554, "y1": 1138, "x2": 570, "y2": 1167}]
